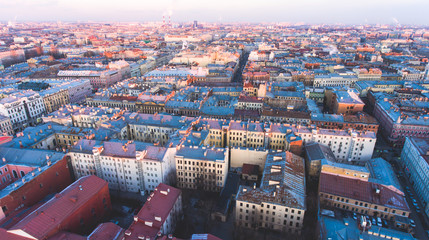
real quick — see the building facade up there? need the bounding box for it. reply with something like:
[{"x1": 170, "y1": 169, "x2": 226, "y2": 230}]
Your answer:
[
  {"x1": 175, "y1": 146, "x2": 229, "y2": 192},
  {"x1": 235, "y1": 151, "x2": 306, "y2": 235}
]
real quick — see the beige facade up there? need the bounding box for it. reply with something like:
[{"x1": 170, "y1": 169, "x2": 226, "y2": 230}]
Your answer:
[
  {"x1": 235, "y1": 199, "x2": 305, "y2": 234},
  {"x1": 319, "y1": 192, "x2": 410, "y2": 221},
  {"x1": 235, "y1": 152, "x2": 306, "y2": 235},
  {"x1": 43, "y1": 89, "x2": 70, "y2": 113}
]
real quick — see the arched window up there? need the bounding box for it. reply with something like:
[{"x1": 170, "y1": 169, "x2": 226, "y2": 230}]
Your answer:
[
  {"x1": 12, "y1": 170, "x2": 18, "y2": 179},
  {"x1": 20, "y1": 171, "x2": 25, "y2": 177}
]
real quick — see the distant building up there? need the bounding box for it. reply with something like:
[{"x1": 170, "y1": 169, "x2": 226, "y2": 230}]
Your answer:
[
  {"x1": 330, "y1": 90, "x2": 365, "y2": 115},
  {"x1": 311, "y1": 112, "x2": 379, "y2": 134},
  {"x1": 0, "y1": 90, "x2": 45, "y2": 132},
  {"x1": 0, "y1": 115, "x2": 13, "y2": 136},
  {"x1": 373, "y1": 94, "x2": 429, "y2": 146}
]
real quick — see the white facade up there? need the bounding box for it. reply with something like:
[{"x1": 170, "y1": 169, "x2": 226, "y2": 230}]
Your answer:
[
  {"x1": 67, "y1": 79, "x2": 93, "y2": 103},
  {"x1": 296, "y1": 128, "x2": 376, "y2": 162},
  {"x1": 69, "y1": 140, "x2": 176, "y2": 195},
  {"x1": 0, "y1": 91, "x2": 45, "y2": 132},
  {"x1": 230, "y1": 147, "x2": 268, "y2": 170},
  {"x1": 314, "y1": 74, "x2": 358, "y2": 87}
]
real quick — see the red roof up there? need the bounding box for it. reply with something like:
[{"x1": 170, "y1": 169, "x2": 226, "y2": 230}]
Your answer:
[
  {"x1": 109, "y1": 96, "x2": 138, "y2": 101},
  {"x1": 243, "y1": 82, "x2": 253, "y2": 88},
  {"x1": 9, "y1": 176, "x2": 108, "y2": 240},
  {"x1": 319, "y1": 172, "x2": 409, "y2": 212},
  {"x1": 0, "y1": 136, "x2": 13, "y2": 145},
  {"x1": 123, "y1": 183, "x2": 181, "y2": 240},
  {"x1": 48, "y1": 231, "x2": 86, "y2": 240},
  {"x1": 0, "y1": 228, "x2": 31, "y2": 240},
  {"x1": 88, "y1": 222, "x2": 124, "y2": 240},
  {"x1": 238, "y1": 95, "x2": 262, "y2": 103},
  {"x1": 242, "y1": 164, "x2": 259, "y2": 176}
]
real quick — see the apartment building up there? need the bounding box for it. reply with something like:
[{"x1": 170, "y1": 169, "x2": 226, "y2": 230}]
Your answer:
[
  {"x1": 123, "y1": 183, "x2": 182, "y2": 239},
  {"x1": 236, "y1": 96, "x2": 263, "y2": 111},
  {"x1": 7, "y1": 175, "x2": 111, "y2": 239},
  {"x1": 295, "y1": 127, "x2": 376, "y2": 162},
  {"x1": 123, "y1": 113, "x2": 195, "y2": 146},
  {"x1": 227, "y1": 121, "x2": 265, "y2": 149},
  {"x1": 0, "y1": 90, "x2": 45, "y2": 132},
  {"x1": 311, "y1": 112, "x2": 379, "y2": 134},
  {"x1": 40, "y1": 87, "x2": 70, "y2": 113},
  {"x1": 0, "y1": 115, "x2": 13, "y2": 136},
  {"x1": 69, "y1": 139, "x2": 176, "y2": 195},
  {"x1": 400, "y1": 137, "x2": 429, "y2": 217},
  {"x1": 57, "y1": 69, "x2": 121, "y2": 89},
  {"x1": 235, "y1": 151, "x2": 306, "y2": 235},
  {"x1": 330, "y1": 90, "x2": 365, "y2": 115},
  {"x1": 373, "y1": 94, "x2": 429, "y2": 146},
  {"x1": 319, "y1": 158, "x2": 410, "y2": 221},
  {"x1": 314, "y1": 74, "x2": 358, "y2": 87},
  {"x1": 175, "y1": 146, "x2": 229, "y2": 192}
]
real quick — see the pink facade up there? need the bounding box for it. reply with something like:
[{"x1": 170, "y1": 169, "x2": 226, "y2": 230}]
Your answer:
[{"x1": 0, "y1": 165, "x2": 36, "y2": 190}]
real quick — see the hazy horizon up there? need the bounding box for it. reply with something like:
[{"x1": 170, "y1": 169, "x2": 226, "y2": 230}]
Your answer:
[{"x1": 0, "y1": 0, "x2": 429, "y2": 25}]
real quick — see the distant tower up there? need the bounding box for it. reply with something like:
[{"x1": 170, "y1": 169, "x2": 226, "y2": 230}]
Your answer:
[
  {"x1": 169, "y1": 15, "x2": 171, "y2": 26},
  {"x1": 163, "y1": 15, "x2": 166, "y2": 26},
  {"x1": 193, "y1": 20, "x2": 198, "y2": 29}
]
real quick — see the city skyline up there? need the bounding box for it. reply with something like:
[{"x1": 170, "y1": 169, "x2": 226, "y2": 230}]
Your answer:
[{"x1": 1, "y1": 0, "x2": 429, "y2": 25}]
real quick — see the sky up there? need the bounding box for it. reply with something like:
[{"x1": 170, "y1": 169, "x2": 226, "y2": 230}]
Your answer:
[{"x1": 0, "y1": 0, "x2": 428, "y2": 25}]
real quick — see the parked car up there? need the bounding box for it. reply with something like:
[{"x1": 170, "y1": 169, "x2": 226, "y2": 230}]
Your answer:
[
  {"x1": 377, "y1": 217, "x2": 382, "y2": 227},
  {"x1": 410, "y1": 219, "x2": 415, "y2": 227}
]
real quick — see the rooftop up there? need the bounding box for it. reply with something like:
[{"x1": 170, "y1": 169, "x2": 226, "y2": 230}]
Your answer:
[
  {"x1": 9, "y1": 176, "x2": 108, "y2": 240},
  {"x1": 123, "y1": 183, "x2": 181, "y2": 240},
  {"x1": 236, "y1": 151, "x2": 306, "y2": 210}
]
